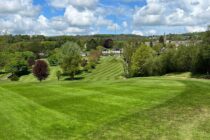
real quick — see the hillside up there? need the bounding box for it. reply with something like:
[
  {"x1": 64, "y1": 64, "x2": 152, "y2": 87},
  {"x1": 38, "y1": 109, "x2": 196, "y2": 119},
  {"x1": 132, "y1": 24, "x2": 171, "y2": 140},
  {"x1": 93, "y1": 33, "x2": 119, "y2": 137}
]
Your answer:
[
  {"x1": 81, "y1": 56, "x2": 123, "y2": 81},
  {"x1": 18, "y1": 56, "x2": 123, "y2": 82},
  {"x1": 1, "y1": 56, "x2": 210, "y2": 139}
]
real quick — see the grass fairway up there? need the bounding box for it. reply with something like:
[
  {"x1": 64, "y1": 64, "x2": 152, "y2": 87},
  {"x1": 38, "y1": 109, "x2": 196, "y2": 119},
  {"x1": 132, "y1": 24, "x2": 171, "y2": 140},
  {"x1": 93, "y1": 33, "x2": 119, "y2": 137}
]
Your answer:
[{"x1": 0, "y1": 57, "x2": 210, "y2": 139}]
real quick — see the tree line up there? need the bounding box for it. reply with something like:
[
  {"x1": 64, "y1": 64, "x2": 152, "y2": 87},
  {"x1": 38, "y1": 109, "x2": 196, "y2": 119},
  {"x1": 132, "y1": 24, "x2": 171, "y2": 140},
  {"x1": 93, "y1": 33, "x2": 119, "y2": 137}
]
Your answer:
[
  {"x1": 123, "y1": 28, "x2": 210, "y2": 79},
  {"x1": 0, "y1": 30, "x2": 209, "y2": 81},
  {"x1": 0, "y1": 40, "x2": 102, "y2": 81}
]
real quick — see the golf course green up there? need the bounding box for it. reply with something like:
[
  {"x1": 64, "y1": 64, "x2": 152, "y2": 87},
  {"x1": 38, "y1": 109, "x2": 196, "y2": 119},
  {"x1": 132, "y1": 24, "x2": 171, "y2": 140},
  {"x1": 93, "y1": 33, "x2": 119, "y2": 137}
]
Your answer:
[{"x1": 0, "y1": 57, "x2": 210, "y2": 140}]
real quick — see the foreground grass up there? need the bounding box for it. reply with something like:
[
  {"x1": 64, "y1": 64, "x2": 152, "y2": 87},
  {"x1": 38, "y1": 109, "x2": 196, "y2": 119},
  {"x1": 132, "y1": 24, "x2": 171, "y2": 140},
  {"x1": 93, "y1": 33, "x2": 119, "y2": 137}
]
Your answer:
[
  {"x1": 1, "y1": 57, "x2": 210, "y2": 139},
  {"x1": 0, "y1": 77, "x2": 210, "y2": 139}
]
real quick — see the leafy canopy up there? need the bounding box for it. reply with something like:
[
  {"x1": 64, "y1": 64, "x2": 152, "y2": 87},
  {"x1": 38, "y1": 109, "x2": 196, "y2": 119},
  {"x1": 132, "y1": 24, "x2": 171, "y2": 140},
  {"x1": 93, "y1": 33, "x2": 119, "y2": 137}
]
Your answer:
[{"x1": 60, "y1": 42, "x2": 81, "y2": 79}]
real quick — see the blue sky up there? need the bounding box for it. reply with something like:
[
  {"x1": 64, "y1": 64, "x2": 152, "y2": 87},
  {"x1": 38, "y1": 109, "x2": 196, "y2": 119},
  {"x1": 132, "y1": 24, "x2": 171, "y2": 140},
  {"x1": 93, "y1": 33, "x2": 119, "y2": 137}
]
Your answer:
[{"x1": 0, "y1": 0, "x2": 209, "y2": 36}]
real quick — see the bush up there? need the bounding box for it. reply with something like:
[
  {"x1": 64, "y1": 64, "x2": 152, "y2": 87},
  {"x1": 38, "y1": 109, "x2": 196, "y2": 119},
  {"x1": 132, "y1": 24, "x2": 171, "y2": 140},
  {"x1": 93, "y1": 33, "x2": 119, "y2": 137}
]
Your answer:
[
  {"x1": 4, "y1": 52, "x2": 31, "y2": 76},
  {"x1": 48, "y1": 54, "x2": 59, "y2": 66},
  {"x1": 89, "y1": 62, "x2": 96, "y2": 69},
  {"x1": 10, "y1": 75, "x2": 19, "y2": 81},
  {"x1": 81, "y1": 59, "x2": 88, "y2": 67}
]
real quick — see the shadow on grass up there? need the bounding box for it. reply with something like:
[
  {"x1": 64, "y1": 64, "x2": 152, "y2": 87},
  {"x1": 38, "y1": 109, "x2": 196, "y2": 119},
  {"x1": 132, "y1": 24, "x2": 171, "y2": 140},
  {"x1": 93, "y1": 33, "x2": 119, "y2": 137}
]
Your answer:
[
  {"x1": 191, "y1": 74, "x2": 210, "y2": 79},
  {"x1": 0, "y1": 72, "x2": 7, "y2": 74},
  {"x1": 64, "y1": 77, "x2": 84, "y2": 81}
]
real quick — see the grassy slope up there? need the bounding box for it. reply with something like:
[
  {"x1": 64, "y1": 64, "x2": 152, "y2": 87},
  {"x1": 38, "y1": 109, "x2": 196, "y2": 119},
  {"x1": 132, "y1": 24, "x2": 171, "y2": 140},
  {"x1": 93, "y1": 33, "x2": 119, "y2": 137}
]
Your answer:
[
  {"x1": 0, "y1": 56, "x2": 210, "y2": 139},
  {"x1": 19, "y1": 56, "x2": 123, "y2": 82},
  {"x1": 80, "y1": 56, "x2": 123, "y2": 81}
]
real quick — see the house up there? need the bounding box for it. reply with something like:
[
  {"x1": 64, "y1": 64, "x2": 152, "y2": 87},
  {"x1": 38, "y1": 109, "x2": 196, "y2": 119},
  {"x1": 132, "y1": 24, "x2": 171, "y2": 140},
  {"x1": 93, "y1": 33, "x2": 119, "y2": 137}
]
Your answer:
[
  {"x1": 102, "y1": 49, "x2": 123, "y2": 56},
  {"x1": 81, "y1": 52, "x2": 87, "y2": 57},
  {"x1": 170, "y1": 41, "x2": 191, "y2": 47}
]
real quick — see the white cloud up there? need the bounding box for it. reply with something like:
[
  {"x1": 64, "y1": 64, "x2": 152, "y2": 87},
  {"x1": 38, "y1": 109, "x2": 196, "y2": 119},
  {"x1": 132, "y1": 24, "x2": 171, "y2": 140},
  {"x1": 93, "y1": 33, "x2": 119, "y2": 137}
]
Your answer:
[
  {"x1": 132, "y1": 29, "x2": 156, "y2": 36},
  {"x1": 64, "y1": 5, "x2": 96, "y2": 26},
  {"x1": 133, "y1": 0, "x2": 210, "y2": 27},
  {"x1": 146, "y1": 29, "x2": 156, "y2": 35},
  {"x1": 96, "y1": 16, "x2": 112, "y2": 26},
  {"x1": 0, "y1": 15, "x2": 37, "y2": 34},
  {"x1": 133, "y1": 1, "x2": 164, "y2": 26},
  {"x1": 48, "y1": 0, "x2": 98, "y2": 9},
  {"x1": 132, "y1": 30, "x2": 143, "y2": 36},
  {"x1": 186, "y1": 26, "x2": 206, "y2": 32},
  {"x1": 107, "y1": 23, "x2": 121, "y2": 31},
  {"x1": 38, "y1": 15, "x2": 49, "y2": 28},
  {"x1": 1, "y1": 0, "x2": 208, "y2": 35},
  {"x1": 0, "y1": 0, "x2": 126, "y2": 35},
  {"x1": 123, "y1": 21, "x2": 128, "y2": 28},
  {"x1": 0, "y1": 0, "x2": 40, "y2": 17}
]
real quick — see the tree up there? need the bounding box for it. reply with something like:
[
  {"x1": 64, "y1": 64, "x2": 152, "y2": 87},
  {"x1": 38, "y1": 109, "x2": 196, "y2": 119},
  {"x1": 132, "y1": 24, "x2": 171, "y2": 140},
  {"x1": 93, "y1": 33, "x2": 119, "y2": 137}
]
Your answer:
[
  {"x1": 60, "y1": 42, "x2": 81, "y2": 80},
  {"x1": 29, "y1": 41, "x2": 43, "y2": 58},
  {"x1": 86, "y1": 49, "x2": 101, "y2": 70},
  {"x1": 0, "y1": 52, "x2": 9, "y2": 71},
  {"x1": 27, "y1": 56, "x2": 35, "y2": 68},
  {"x1": 48, "y1": 48, "x2": 60, "y2": 66},
  {"x1": 56, "y1": 70, "x2": 62, "y2": 81},
  {"x1": 122, "y1": 42, "x2": 136, "y2": 78},
  {"x1": 153, "y1": 43, "x2": 163, "y2": 55},
  {"x1": 24, "y1": 51, "x2": 36, "y2": 68},
  {"x1": 149, "y1": 40, "x2": 153, "y2": 47},
  {"x1": 174, "y1": 45, "x2": 193, "y2": 72},
  {"x1": 86, "y1": 39, "x2": 98, "y2": 51},
  {"x1": 88, "y1": 49, "x2": 101, "y2": 64},
  {"x1": 191, "y1": 26, "x2": 210, "y2": 75},
  {"x1": 160, "y1": 48, "x2": 176, "y2": 73},
  {"x1": 104, "y1": 39, "x2": 114, "y2": 49},
  {"x1": 150, "y1": 55, "x2": 165, "y2": 76},
  {"x1": 5, "y1": 52, "x2": 32, "y2": 76},
  {"x1": 203, "y1": 25, "x2": 210, "y2": 45},
  {"x1": 159, "y1": 36, "x2": 165, "y2": 44},
  {"x1": 48, "y1": 54, "x2": 59, "y2": 66},
  {"x1": 191, "y1": 45, "x2": 210, "y2": 75},
  {"x1": 131, "y1": 45, "x2": 155, "y2": 76},
  {"x1": 33, "y1": 60, "x2": 49, "y2": 82}
]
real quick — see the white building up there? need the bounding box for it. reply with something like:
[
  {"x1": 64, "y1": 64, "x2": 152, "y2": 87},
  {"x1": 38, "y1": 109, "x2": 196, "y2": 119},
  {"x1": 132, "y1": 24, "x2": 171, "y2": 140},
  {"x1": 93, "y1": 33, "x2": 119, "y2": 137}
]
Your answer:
[{"x1": 102, "y1": 49, "x2": 123, "y2": 56}]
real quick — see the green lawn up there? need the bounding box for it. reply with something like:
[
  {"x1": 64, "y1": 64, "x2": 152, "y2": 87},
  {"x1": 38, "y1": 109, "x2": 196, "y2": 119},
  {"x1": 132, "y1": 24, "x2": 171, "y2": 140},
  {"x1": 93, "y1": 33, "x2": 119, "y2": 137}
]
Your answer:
[{"x1": 0, "y1": 56, "x2": 210, "y2": 140}]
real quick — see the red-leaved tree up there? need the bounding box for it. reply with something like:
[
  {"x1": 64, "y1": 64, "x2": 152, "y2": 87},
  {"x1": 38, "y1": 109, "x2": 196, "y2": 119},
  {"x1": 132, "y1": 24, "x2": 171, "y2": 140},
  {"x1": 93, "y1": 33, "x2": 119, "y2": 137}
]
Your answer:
[{"x1": 33, "y1": 60, "x2": 49, "y2": 82}]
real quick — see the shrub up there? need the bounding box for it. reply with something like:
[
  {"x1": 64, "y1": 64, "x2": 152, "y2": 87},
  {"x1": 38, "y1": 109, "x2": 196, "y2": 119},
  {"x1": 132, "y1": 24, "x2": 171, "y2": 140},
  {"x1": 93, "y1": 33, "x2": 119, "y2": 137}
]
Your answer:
[
  {"x1": 10, "y1": 75, "x2": 19, "y2": 81},
  {"x1": 48, "y1": 54, "x2": 59, "y2": 66},
  {"x1": 81, "y1": 59, "x2": 88, "y2": 67}
]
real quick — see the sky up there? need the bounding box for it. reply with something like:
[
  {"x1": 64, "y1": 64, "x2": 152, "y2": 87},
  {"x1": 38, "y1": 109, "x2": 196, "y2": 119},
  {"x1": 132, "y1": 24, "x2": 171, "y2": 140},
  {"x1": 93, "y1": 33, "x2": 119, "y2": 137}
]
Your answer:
[{"x1": 0, "y1": 0, "x2": 209, "y2": 36}]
